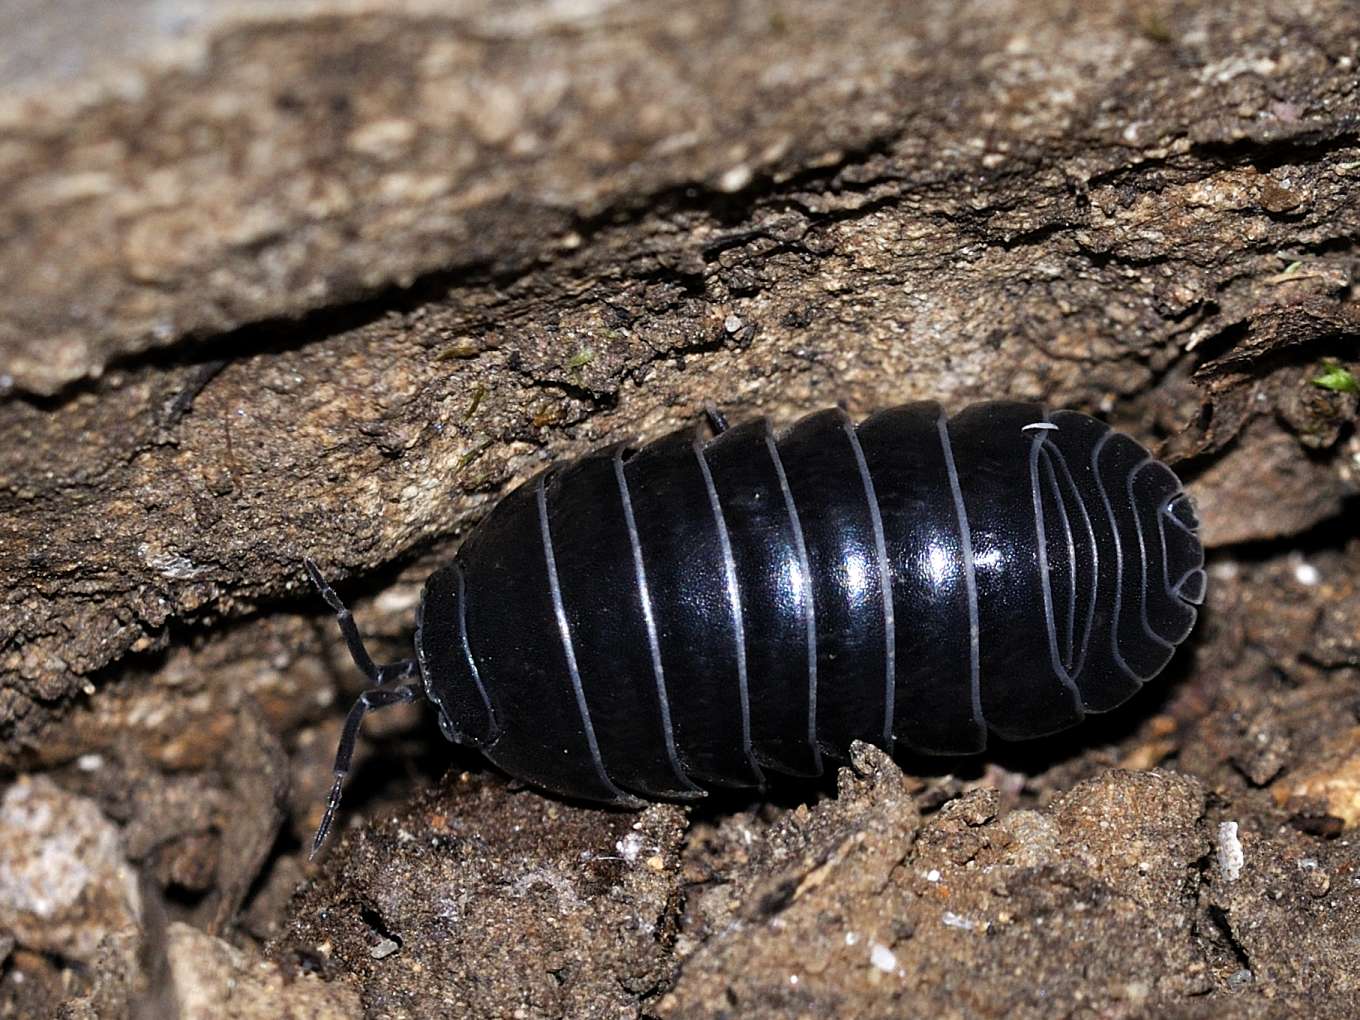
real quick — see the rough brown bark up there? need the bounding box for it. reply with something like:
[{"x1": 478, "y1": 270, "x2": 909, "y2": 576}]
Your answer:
[{"x1": 0, "y1": 1, "x2": 1357, "y2": 1017}]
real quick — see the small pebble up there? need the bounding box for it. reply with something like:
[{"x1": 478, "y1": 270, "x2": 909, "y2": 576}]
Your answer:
[
  {"x1": 1293, "y1": 561, "x2": 1320, "y2": 586},
  {"x1": 1216, "y1": 821, "x2": 1244, "y2": 882},
  {"x1": 719, "y1": 165, "x2": 753, "y2": 192},
  {"x1": 869, "y1": 942, "x2": 898, "y2": 973}
]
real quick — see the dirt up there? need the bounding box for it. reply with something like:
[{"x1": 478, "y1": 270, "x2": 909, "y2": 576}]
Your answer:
[{"x1": 1, "y1": 0, "x2": 1358, "y2": 1017}]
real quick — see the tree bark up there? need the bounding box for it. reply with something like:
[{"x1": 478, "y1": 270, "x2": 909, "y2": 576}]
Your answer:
[{"x1": 1, "y1": 2, "x2": 1358, "y2": 1015}]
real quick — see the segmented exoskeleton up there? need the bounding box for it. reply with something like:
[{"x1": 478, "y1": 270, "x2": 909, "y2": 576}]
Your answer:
[{"x1": 306, "y1": 400, "x2": 1205, "y2": 852}]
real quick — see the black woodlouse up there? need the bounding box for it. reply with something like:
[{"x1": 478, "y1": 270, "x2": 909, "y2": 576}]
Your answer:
[{"x1": 305, "y1": 399, "x2": 1205, "y2": 852}]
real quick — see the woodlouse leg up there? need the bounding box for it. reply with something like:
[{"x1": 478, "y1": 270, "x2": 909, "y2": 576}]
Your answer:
[
  {"x1": 303, "y1": 558, "x2": 422, "y2": 854},
  {"x1": 312, "y1": 681, "x2": 423, "y2": 856},
  {"x1": 304, "y1": 558, "x2": 417, "y2": 686}
]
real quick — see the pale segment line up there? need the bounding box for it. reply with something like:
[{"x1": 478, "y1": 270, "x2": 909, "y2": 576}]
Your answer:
[
  {"x1": 1038, "y1": 451, "x2": 1078, "y2": 670},
  {"x1": 454, "y1": 563, "x2": 497, "y2": 738},
  {"x1": 1029, "y1": 433, "x2": 1065, "y2": 683},
  {"x1": 1152, "y1": 491, "x2": 1201, "y2": 638},
  {"x1": 1159, "y1": 494, "x2": 1205, "y2": 597},
  {"x1": 936, "y1": 413, "x2": 984, "y2": 730},
  {"x1": 764, "y1": 427, "x2": 824, "y2": 775},
  {"x1": 1125, "y1": 460, "x2": 1175, "y2": 651},
  {"x1": 1160, "y1": 492, "x2": 1207, "y2": 604},
  {"x1": 1163, "y1": 498, "x2": 1205, "y2": 604},
  {"x1": 1090, "y1": 432, "x2": 1145, "y2": 683},
  {"x1": 1039, "y1": 419, "x2": 1100, "y2": 681},
  {"x1": 613, "y1": 449, "x2": 699, "y2": 792},
  {"x1": 536, "y1": 476, "x2": 628, "y2": 800},
  {"x1": 694, "y1": 437, "x2": 765, "y2": 784},
  {"x1": 1027, "y1": 428, "x2": 1083, "y2": 709},
  {"x1": 843, "y1": 417, "x2": 897, "y2": 749}
]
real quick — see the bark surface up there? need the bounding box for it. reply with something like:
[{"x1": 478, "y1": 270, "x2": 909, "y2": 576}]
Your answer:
[{"x1": 0, "y1": 1, "x2": 1357, "y2": 1017}]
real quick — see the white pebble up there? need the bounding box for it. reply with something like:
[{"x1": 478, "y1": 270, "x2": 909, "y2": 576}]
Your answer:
[
  {"x1": 0, "y1": 777, "x2": 141, "y2": 961},
  {"x1": 1217, "y1": 821, "x2": 1244, "y2": 882},
  {"x1": 614, "y1": 831, "x2": 646, "y2": 863},
  {"x1": 719, "y1": 165, "x2": 753, "y2": 192},
  {"x1": 869, "y1": 941, "x2": 898, "y2": 972}
]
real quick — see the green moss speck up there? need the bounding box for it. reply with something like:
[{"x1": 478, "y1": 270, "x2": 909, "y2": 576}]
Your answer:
[{"x1": 1312, "y1": 362, "x2": 1358, "y2": 395}]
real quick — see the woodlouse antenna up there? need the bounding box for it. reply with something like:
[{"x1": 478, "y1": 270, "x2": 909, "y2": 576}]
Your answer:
[{"x1": 304, "y1": 558, "x2": 421, "y2": 857}]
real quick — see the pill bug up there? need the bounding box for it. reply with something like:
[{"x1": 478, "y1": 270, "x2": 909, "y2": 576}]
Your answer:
[{"x1": 305, "y1": 399, "x2": 1205, "y2": 852}]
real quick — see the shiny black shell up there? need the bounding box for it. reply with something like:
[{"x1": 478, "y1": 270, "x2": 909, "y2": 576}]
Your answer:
[{"x1": 414, "y1": 400, "x2": 1205, "y2": 804}]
